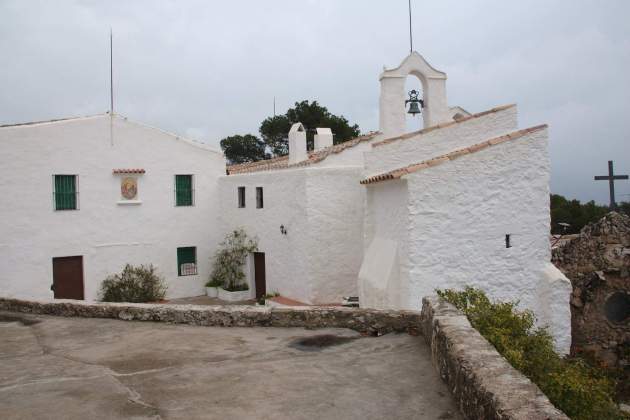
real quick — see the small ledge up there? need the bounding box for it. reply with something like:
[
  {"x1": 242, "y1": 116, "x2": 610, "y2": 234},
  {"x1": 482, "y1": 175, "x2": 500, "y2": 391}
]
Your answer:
[{"x1": 117, "y1": 200, "x2": 142, "y2": 205}]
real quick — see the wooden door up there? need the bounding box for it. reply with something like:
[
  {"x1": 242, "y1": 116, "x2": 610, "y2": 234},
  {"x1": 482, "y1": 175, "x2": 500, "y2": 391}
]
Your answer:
[
  {"x1": 254, "y1": 252, "x2": 266, "y2": 299},
  {"x1": 52, "y1": 256, "x2": 84, "y2": 300}
]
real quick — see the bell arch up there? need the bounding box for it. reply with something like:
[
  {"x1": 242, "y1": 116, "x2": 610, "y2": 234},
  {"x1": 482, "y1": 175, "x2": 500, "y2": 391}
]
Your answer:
[{"x1": 378, "y1": 52, "x2": 450, "y2": 138}]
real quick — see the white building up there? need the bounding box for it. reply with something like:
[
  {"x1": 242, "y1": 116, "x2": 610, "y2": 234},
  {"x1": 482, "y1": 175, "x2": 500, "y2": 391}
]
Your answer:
[
  {"x1": 0, "y1": 114, "x2": 225, "y2": 300},
  {"x1": 0, "y1": 51, "x2": 571, "y2": 351}
]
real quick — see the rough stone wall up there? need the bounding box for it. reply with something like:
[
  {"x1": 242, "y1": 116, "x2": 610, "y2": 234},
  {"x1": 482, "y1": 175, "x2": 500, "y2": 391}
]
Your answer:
[
  {"x1": 552, "y1": 212, "x2": 630, "y2": 396},
  {"x1": 0, "y1": 297, "x2": 421, "y2": 336},
  {"x1": 420, "y1": 296, "x2": 569, "y2": 420}
]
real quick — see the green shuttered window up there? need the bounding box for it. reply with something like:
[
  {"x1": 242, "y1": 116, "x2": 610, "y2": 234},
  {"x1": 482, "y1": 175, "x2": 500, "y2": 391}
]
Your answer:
[
  {"x1": 175, "y1": 175, "x2": 193, "y2": 206},
  {"x1": 177, "y1": 246, "x2": 197, "y2": 276},
  {"x1": 54, "y1": 175, "x2": 78, "y2": 210}
]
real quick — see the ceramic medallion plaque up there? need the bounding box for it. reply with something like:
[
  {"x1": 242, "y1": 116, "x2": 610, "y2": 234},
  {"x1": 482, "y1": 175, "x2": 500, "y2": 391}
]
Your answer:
[{"x1": 121, "y1": 177, "x2": 138, "y2": 200}]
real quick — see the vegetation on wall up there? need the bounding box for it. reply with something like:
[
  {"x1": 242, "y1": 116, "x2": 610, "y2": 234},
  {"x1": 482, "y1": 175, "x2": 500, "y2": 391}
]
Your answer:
[
  {"x1": 436, "y1": 287, "x2": 627, "y2": 420},
  {"x1": 209, "y1": 229, "x2": 258, "y2": 292},
  {"x1": 550, "y1": 194, "x2": 630, "y2": 234},
  {"x1": 220, "y1": 100, "x2": 361, "y2": 163},
  {"x1": 100, "y1": 264, "x2": 167, "y2": 303}
]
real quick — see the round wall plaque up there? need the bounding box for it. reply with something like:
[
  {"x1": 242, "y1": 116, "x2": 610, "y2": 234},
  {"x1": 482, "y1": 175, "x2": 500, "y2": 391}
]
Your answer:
[{"x1": 121, "y1": 177, "x2": 138, "y2": 200}]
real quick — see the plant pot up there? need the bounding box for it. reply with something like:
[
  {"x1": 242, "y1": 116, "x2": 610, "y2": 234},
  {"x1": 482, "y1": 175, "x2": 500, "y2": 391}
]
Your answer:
[
  {"x1": 218, "y1": 287, "x2": 251, "y2": 302},
  {"x1": 206, "y1": 287, "x2": 218, "y2": 298}
]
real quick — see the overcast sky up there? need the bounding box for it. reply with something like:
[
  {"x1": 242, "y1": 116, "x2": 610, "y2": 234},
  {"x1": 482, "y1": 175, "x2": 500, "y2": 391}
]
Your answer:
[{"x1": 1, "y1": 0, "x2": 629, "y2": 204}]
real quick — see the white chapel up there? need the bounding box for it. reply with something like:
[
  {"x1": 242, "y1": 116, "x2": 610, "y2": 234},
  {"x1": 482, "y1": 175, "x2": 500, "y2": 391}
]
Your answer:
[{"x1": 0, "y1": 52, "x2": 572, "y2": 352}]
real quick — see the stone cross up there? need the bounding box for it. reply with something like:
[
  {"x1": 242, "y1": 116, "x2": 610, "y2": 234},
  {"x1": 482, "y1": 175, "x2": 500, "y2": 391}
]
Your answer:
[{"x1": 594, "y1": 160, "x2": 628, "y2": 210}]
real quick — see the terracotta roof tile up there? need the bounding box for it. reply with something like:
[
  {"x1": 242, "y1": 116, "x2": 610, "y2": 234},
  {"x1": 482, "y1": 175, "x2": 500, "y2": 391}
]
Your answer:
[
  {"x1": 371, "y1": 104, "x2": 516, "y2": 148},
  {"x1": 226, "y1": 131, "x2": 380, "y2": 175},
  {"x1": 113, "y1": 168, "x2": 146, "y2": 174},
  {"x1": 360, "y1": 124, "x2": 547, "y2": 185}
]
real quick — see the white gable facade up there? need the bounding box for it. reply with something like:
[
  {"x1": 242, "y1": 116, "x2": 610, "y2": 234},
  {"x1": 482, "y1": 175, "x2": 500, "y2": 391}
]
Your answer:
[{"x1": 0, "y1": 114, "x2": 225, "y2": 300}]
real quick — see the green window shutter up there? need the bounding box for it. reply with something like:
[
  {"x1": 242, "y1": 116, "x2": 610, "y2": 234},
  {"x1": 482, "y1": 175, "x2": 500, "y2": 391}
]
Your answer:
[
  {"x1": 54, "y1": 175, "x2": 77, "y2": 210},
  {"x1": 175, "y1": 175, "x2": 193, "y2": 206},
  {"x1": 177, "y1": 247, "x2": 197, "y2": 276}
]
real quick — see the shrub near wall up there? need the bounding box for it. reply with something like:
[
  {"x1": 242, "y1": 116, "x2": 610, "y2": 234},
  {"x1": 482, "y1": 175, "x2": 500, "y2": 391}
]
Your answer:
[
  {"x1": 437, "y1": 287, "x2": 627, "y2": 420},
  {"x1": 100, "y1": 264, "x2": 167, "y2": 303}
]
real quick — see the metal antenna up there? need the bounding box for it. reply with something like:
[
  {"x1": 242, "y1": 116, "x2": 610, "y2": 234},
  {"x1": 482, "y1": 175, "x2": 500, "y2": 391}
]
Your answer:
[
  {"x1": 109, "y1": 28, "x2": 114, "y2": 114},
  {"x1": 408, "y1": 0, "x2": 413, "y2": 53},
  {"x1": 273, "y1": 96, "x2": 276, "y2": 117}
]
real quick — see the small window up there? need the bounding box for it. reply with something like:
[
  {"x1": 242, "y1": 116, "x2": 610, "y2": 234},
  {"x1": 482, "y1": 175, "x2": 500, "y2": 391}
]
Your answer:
[
  {"x1": 54, "y1": 175, "x2": 78, "y2": 210},
  {"x1": 175, "y1": 175, "x2": 194, "y2": 206},
  {"x1": 238, "y1": 186, "x2": 246, "y2": 208},
  {"x1": 256, "y1": 187, "x2": 263, "y2": 209},
  {"x1": 177, "y1": 246, "x2": 197, "y2": 276}
]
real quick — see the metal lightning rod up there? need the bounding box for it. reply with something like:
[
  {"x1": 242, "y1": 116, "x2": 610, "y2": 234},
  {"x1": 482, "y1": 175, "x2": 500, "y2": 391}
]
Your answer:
[
  {"x1": 408, "y1": 0, "x2": 413, "y2": 53},
  {"x1": 110, "y1": 28, "x2": 114, "y2": 114}
]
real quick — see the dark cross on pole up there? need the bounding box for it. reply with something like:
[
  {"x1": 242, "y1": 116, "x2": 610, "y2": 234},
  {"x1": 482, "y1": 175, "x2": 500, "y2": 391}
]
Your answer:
[{"x1": 594, "y1": 160, "x2": 628, "y2": 210}]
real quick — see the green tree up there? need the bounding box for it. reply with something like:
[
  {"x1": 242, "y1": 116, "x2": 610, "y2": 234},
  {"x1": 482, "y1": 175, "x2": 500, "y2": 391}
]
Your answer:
[
  {"x1": 550, "y1": 194, "x2": 609, "y2": 234},
  {"x1": 259, "y1": 100, "x2": 360, "y2": 156},
  {"x1": 220, "y1": 134, "x2": 269, "y2": 164}
]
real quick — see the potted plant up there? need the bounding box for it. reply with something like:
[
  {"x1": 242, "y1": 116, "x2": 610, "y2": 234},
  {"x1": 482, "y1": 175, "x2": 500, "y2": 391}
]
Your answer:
[
  {"x1": 204, "y1": 278, "x2": 222, "y2": 298},
  {"x1": 209, "y1": 228, "x2": 258, "y2": 302}
]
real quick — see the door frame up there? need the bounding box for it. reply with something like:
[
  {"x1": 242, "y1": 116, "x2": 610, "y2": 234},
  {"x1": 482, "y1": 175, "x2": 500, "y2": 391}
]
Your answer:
[
  {"x1": 253, "y1": 252, "x2": 266, "y2": 300},
  {"x1": 52, "y1": 255, "x2": 85, "y2": 300}
]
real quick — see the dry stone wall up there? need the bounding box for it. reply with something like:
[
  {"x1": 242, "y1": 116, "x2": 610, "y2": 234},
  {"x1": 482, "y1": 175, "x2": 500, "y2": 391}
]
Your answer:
[
  {"x1": 420, "y1": 296, "x2": 568, "y2": 420},
  {"x1": 0, "y1": 297, "x2": 420, "y2": 336},
  {"x1": 552, "y1": 212, "x2": 630, "y2": 398}
]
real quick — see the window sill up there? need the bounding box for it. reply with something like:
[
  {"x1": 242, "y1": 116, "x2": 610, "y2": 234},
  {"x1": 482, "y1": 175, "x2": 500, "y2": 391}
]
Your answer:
[{"x1": 117, "y1": 200, "x2": 142, "y2": 205}]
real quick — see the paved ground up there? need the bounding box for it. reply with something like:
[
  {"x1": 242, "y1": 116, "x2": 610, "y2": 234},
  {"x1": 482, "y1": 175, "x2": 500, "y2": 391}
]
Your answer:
[{"x1": 0, "y1": 312, "x2": 462, "y2": 420}]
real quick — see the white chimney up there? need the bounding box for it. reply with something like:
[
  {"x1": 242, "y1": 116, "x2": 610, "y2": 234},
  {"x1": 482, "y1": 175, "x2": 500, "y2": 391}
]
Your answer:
[
  {"x1": 314, "y1": 127, "x2": 333, "y2": 150},
  {"x1": 288, "y1": 122, "x2": 307, "y2": 165}
]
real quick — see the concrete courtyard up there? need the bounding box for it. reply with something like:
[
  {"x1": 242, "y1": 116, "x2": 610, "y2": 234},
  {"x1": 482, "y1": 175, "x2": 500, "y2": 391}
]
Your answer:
[{"x1": 0, "y1": 311, "x2": 461, "y2": 420}]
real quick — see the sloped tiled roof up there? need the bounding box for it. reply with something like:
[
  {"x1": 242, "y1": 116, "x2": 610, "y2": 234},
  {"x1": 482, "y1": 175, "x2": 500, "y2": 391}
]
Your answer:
[
  {"x1": 226, "y1": 131, "x2": 380, "y2": 175},
  {"x1": 372, "y1": 104, "x2": 516, "y2": 148},
  {"x1": 360, "y1": 124, "x2": 547, "y2": 185}
]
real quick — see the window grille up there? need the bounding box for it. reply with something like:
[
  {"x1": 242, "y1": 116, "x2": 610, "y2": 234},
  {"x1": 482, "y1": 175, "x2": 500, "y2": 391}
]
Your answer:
[{"x1": 177, "y1": 247, "x2": 197, "y2": 276}]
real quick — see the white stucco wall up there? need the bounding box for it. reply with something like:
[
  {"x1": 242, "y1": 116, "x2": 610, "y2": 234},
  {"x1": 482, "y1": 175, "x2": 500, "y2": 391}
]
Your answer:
[
  {"x1": 218, "y1": 167, "x2": 365, "y2": 304},
  {"x1": 0, "y1": 115, "x2": 225, "y2": 301},
  {"x1": 360, "y1": 125, "x2": 571, "y2": 353},
  {"x1": 365, "y1": 105, "x2": 518, "y2": 177},
  {"x1": 218, "y1": 170, "x2": 311, "y2": 302},
  {"x1": 403, "y1": 128, "x2": 569, "y2": 352},
  {"x1": 360, "y1": 180, "x2": 409, "y2": 309}
]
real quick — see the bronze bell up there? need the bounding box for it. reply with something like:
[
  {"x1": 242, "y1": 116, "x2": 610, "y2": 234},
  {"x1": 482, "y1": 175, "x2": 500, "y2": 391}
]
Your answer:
[{"x1": 405, "y1": 89, "x2": 424, "y2": 116}]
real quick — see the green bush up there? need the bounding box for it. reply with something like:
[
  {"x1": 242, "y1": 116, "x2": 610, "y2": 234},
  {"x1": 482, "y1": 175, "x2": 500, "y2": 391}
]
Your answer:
[
  {"x1": 100, "y1": 264, "x2": 167, "y2": 303},
  {"x1": 209, "y1": 229, "x2": 258, "y2": 291},
  {"x1": 436, "y1": 287, "x2": 627, "y2": 420},
  {"x1": 205, "y1": 278, "x2": 223, "y2": 288}
]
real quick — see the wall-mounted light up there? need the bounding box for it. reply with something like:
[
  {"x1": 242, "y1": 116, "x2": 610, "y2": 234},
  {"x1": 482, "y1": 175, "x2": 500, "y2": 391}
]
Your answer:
[{"x1": 280, "y1": 225, "x2": 287, "y2": 235}]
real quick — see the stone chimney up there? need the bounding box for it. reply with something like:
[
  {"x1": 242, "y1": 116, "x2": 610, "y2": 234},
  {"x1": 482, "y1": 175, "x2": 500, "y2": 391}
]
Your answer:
[
  {"x1": 288, "y1": 122, "x2": 307, "y2": 165},
  {"x1": 314, "y1": 128, "x2": 333, "y2": 150}
]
